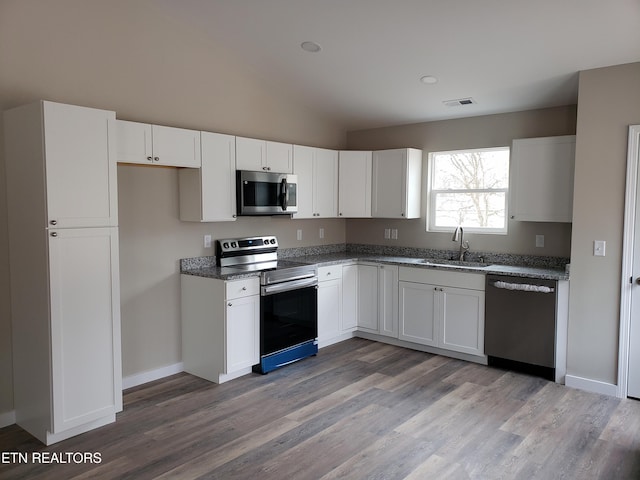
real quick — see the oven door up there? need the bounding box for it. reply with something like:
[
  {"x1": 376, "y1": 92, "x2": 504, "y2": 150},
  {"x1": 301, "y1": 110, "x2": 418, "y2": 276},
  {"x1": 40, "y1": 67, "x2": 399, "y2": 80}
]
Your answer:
[
  {"x1": 237, "y1": 170, "x2": 298, "y2": 215},
  {"x1": 260, "y1": 280, "x2": 317, "y2": 357}
]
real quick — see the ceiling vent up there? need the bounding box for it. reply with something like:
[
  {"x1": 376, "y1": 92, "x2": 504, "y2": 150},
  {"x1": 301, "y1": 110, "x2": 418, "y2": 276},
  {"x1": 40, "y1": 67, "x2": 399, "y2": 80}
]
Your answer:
[{"x1": 443, "y1": 97, "x2": 476, "y2": 107}]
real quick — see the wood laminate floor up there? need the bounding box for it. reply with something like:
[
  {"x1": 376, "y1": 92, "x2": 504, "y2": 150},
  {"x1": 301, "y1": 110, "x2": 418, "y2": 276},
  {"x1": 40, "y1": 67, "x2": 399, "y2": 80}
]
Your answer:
[{"x1": 2, "y1": 338, "x2": 640, "y2": 479}]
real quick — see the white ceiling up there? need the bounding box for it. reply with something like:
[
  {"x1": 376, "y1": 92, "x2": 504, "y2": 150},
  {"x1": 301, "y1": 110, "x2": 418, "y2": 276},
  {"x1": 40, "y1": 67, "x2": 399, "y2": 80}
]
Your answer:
[{"x1": 157, "y1": 0, "x2": 640, "y2": 130}]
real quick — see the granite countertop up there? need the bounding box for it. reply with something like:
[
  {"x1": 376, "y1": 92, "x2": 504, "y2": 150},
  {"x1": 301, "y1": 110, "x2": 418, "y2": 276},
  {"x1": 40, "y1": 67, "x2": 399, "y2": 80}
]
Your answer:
[{"x1": 181, "y1": 249, "x2": 569, "y2": 281}]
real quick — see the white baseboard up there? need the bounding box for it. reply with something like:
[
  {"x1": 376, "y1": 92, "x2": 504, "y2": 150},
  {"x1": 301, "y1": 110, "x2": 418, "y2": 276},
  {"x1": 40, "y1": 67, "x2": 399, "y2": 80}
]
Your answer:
[
  {"x1": 122, "y1": 362, "x2": 184, "y2": 390},
  {"x1": 565, "y1": 374, "x2": 619, "y2": 397},
  {"x1": 0, "y1": 410, "x2": 16, "y2": 428}
]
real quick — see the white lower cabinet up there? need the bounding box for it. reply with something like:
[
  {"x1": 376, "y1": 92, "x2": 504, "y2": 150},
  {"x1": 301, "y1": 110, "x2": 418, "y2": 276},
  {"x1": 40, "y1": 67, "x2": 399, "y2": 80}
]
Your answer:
[
  {"x1": 399, "y1": 267, "x2": 485, "y2": 357},
  {"x1": 356, "y1": 263, "x2": 399, "y2": 338},
  {"x1": 317, "y1": 265, "x2": 343, "y2": 346},
  {"x1": 181, "y1": 275, "x2": 259, "y2": 383},
  {"x1": 341, "y1": 265, "x2": 358, "y2": 331}
]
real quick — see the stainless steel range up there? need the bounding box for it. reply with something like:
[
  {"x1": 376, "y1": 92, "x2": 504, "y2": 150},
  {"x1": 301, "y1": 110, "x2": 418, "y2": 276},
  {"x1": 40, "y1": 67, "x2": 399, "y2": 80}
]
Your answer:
[{"x1": 216, "y1": 236, "x2": 318, "y2": 374}]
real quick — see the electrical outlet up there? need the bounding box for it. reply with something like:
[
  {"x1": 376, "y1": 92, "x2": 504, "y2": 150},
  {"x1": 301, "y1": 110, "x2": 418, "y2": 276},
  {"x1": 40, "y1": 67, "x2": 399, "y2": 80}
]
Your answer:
[
  {"x1": 319, "y1": 228, "x2": 325, "y2": 239},
  {"x1": 391, "y1": 229, "x2": 398, "y2": 240},
  {"x1": 297, "y1": 229, "x2": 303, "y2": 241},
  {"x1": 535, "y1": 235, "x2": 544, "y2": 248},
  {"x1": 594, "y1": 240, "x2": 606, "y2": 257},
  {"x1": 384, "y1": 228, "x2": 391, "y2": 239},
  {"x1": 204, "y1": 235, "x2": 212, "y2": 248}
]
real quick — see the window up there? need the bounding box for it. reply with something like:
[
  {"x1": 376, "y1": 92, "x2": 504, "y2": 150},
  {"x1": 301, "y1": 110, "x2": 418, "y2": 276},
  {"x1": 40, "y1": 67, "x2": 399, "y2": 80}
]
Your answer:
[{"x1": 428, "y1": 147, "x2": 510, "y2": 234}]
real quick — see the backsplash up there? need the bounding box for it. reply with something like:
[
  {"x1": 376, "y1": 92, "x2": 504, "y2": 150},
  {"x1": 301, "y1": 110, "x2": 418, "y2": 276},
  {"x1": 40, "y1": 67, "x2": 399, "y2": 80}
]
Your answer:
[{"x1": 181, "y1": 243, "x2": 569, "y2": 271}]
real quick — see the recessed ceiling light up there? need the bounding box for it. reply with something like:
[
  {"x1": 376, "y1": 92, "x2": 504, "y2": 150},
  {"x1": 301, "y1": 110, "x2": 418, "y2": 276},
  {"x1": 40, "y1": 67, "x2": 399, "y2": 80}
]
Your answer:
[
  {"x1": 420, "y1": 75, "x2": 438, "y2": 84},
  {"x1": 301, "y1": 41, "x2": 322, "y2": 53}
]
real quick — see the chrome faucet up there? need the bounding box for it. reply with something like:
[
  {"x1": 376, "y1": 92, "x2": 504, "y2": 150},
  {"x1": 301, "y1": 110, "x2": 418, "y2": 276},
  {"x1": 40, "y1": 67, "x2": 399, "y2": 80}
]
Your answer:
[{"x1": 452, "y1": 226, "x2": 470, "y2": 261}]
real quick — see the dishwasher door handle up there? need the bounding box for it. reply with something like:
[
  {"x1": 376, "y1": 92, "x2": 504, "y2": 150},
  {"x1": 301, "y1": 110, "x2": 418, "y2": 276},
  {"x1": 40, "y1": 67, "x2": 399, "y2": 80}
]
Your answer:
[{"x1": 489, "y1": 280, "x2": 554, "y2": 293}]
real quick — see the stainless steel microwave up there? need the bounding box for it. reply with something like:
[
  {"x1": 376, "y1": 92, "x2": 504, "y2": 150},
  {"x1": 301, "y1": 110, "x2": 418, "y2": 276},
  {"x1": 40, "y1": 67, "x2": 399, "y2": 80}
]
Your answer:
[{"x1": 236, "y1": 170, "x2": 298, "y2": 216}]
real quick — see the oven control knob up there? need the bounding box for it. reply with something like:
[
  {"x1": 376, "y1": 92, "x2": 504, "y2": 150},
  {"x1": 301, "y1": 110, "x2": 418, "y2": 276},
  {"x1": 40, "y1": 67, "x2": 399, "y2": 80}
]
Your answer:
[
  {"x1": 231, "y1": 242, "x2": 237, "y2": 248},
  {"x1": 271, "y1": 239, "x2": 276, "y2": 244},
  {"x1": 222, "y1": 242, "x2": 229, "y2": 249}
]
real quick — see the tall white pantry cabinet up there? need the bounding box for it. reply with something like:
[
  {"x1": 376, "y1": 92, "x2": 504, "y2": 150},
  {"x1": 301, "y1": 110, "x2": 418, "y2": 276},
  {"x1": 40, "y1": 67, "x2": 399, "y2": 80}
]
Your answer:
[{"x1": 4, "y1": 101, "x2": 122, "y2": 445}]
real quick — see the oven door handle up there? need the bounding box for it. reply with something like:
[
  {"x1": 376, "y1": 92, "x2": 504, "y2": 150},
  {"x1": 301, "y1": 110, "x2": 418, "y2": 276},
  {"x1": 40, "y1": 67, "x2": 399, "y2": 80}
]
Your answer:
[{"x1": 261, "y1": 276, "x2": 318, "y2": 296}]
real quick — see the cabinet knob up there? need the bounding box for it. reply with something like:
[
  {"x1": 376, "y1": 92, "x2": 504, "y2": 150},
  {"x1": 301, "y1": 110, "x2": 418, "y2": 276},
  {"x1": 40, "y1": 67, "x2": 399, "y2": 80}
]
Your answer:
[
  {"x1": 153, "y1": 157, "x2": 160, "y2": 162},
  {"x1": 242, "y1": 286, "x2": 247, "y2": 291},
  {"x1": 401, "y1": 213, "x2": 405, "y2": 217},
  {"x1": 50, "y1": 220, "x2": 57, "y2": 226},
  {"x1": 326, "y1": 272, "x2": 331, "y2": 276},
  {"x1": 262, "y1": 166, "x2": 268, "y2": 171},
  {"x1": 510, "y1": 215, "x2": 515, "y2": 219},
  {"x1": 339, "y1": 213, "x2": 343, "y2": 216},
  {"x1": 228, "y1": 302, "x2": 232, "y2": 307},
  {"x1": 50, "y1": 232, "x2": 58, "y2": 237},
  {"x1": 147, "y1": 156, "x2": 153, "y2": 162},
  {"x1": 636, "y1": 278, "x2": 640, "y2": 286}
]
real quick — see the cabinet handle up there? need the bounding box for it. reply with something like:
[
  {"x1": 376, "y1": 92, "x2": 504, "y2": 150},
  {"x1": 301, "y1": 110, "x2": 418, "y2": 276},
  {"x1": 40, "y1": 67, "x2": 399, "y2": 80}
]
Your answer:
[
  {"x1": 50, "y1": 220, "x2": 57, "y2": 226},
  {"x1": 50, "y1": 232, "x2": 58, "y2": 237},
  {"x1": 153, "y1": 157, "x2": 160, "y2": 162},
  {"x1": 147, "y1": 156, "x2": 153, "y2": 162}
]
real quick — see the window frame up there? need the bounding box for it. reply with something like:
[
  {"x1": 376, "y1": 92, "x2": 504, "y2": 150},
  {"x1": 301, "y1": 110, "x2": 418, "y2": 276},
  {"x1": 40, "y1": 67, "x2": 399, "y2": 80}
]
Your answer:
[{"x1": 427, "y1": 146, "x2": 510, "y2": 235}]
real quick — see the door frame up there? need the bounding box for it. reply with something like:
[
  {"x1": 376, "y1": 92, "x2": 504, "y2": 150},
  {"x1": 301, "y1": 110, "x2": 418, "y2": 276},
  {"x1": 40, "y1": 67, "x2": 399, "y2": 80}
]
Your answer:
[{"x1": 619, "y1": 125, "x2": 640, "y2": 398}]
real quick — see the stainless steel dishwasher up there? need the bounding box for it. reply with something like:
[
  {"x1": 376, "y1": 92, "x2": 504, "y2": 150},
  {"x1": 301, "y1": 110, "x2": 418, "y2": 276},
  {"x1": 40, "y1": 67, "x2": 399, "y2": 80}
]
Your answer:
[{"x1": 485, "y1": 274, "x2": 557, "y2": 380}]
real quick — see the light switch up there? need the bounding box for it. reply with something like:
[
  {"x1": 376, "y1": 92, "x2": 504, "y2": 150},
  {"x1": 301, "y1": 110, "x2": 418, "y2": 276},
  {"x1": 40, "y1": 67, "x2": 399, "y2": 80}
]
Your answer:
[
  {"x1": 297, "y1": 229, "x2": 303, "y2": 241},
  {"x1": 594, "y1": 240, "x2": 606, "y2": 257},
  {"x1": 319, "y1": 228, "x2": 324, "y2": 239},
  {"x1": 536, "y1": 235, "x2": 544, "y2": 248},
  {"x1": 384, "y1": 228, "x2": 391, "y2": 239},
  {"x1": 204, "y1": 235, "x2": 212, "y2": 248},
  {"x1": 391, "y1": 229, "x2": 398, "y2": 240}
]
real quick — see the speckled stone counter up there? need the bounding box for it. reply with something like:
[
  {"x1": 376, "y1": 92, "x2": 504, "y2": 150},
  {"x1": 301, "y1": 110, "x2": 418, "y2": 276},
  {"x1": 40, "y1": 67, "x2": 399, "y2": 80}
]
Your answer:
[{"x1": 181, "y1": 243, "x2": 570, "y2": 281}]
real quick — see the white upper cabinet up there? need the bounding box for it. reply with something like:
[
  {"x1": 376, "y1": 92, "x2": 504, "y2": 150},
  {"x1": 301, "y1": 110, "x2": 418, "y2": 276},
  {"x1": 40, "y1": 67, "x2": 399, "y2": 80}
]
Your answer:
[
  {"x1": 510, "y1": 135, "x2": 576, "y2": 223},
  {"x1": 372, "y1": 148, "x2": 422, "y2": 219},
  {"x1": 236, "y1": 136, "x2": 293, "y2": 173},
  {"x1": 338, "y1": 150, "x2": 372, "y2": 218},
  {"x1": 116, "y1": 120, "x2": 201, "y2": 168},
  {"x1": 293, "y1": 145, "x2": 338, "y2": 218},
  {"x1": 179, "y1": 132, "x2": 237, "y2": 222},
  {"x1": 41, "y1": 102, "x2": 118, "y2": 228}
]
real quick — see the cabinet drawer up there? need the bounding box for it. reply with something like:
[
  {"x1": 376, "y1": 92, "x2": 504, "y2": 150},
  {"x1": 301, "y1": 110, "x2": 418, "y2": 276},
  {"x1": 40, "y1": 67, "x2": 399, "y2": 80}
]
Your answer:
[
  {"x1": 318, "y1": 265, "x2": 343, "y2": 282},
  {"x1": 225, "y1": 278, "x2": 260, "y2": 300}
]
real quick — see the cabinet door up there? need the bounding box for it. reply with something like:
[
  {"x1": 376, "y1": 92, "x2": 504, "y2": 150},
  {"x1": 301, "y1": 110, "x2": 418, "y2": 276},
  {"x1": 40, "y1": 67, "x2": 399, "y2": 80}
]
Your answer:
[
  {"x1": 116, "y1": 120, "x2": 153, "y2": 165},
  {"x1": 341, "y1": 265, "x2": 358, "y2": 331},
  {"x1": 338, "y1": 151, "x2": 372, "y2": 218},
  {"x1": 399, "y1": 281, "x2": 437, "y2": 346},
  {"x1": 44, "y1": 102, "x2": 118, "y2": 228},
  {"x1": 318, "y1": 278, "x2": 343, "y2": 345},
  {"x1": 357, "y1": 264, "x2": 379, "y2": 332},
  {"x1": 201, "y1": 132, "x2": 236, "y2": 221},
  {"x1": 48, "y1": 227, "x2": 121, "y2": 433},
  {"x1": 510, "y1": 135, "x2": 575, "y2": 222},
  {"x1": 440, "y1": 287, "x2": 485, "y2": 356},
  {"x1": 314, "y1": 148, "x2": 339, "y2": 217},
  {"x1": 151, "y1": 125, "x2": 201, "y2": 168},
  {"x1": 292, "y1": 145, "x2": 314, "y2": 219},
  {"x1": 372, "y1": 149, "x2": 405, "y2": 218},
  {"x1": 378, "y1": 265, "x2": 399, "y2": 338},
  {"x1": 236, "y1": 136, "x2": 265, "y2": 171},
  {"x1": 226, "y1": 295, "x2": 259, "y2": 373},
  {"x1": 266, "y1": 140, "x2": 293, "y2": 173}
]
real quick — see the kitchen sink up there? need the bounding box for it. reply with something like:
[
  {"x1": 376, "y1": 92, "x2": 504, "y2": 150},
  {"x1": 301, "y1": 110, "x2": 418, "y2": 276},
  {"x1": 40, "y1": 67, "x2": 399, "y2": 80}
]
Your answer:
[{"x1": 420, "y1": 259, "x2": 492, "y2": 269}]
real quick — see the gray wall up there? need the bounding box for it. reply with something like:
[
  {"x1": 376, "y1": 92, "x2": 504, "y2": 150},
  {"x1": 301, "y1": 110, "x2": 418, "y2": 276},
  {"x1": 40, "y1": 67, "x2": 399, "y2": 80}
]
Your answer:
[
  {"x1": 0, "y1": 0, "x2": 346, "y2": 418},
  {"x1": 568, "y1": 63, "x2": 640, "y2": 385},
  {"x1": 345, "y1": 106, "x2": 576, "y2": 257}
]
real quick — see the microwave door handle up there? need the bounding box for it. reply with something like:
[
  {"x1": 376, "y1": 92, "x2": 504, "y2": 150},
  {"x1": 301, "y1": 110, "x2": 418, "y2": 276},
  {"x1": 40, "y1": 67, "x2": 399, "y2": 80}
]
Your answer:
[{"x1": 281, "y1": 178, "x2": 288, "y2": 211}]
